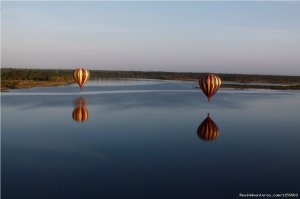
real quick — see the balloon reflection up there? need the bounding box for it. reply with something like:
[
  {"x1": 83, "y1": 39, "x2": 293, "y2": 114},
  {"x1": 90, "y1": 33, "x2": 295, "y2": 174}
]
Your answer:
[
  {"x1": 197, "y1": 113, "x2": 219, "y2": 141},
  {"x1": 72, "y1": 97, "x2": 89, "y2": 122}
]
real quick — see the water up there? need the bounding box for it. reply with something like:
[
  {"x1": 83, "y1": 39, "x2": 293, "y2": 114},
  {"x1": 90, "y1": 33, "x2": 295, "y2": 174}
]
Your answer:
[{"x1": 2, "y1": 80, "x2": 300, "y2": 199}]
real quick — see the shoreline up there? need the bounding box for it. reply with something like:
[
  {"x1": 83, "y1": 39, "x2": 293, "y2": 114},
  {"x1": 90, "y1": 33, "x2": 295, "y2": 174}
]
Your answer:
[
  {"x1": 0, "y1": 80, "x2": 74, "y2": 92},
  {"x1": 1, "y1": 79, "x2": 300, "y2": 92},
  {"x1": 2, "y1": 68, "x2": 300, "y2": 91}
]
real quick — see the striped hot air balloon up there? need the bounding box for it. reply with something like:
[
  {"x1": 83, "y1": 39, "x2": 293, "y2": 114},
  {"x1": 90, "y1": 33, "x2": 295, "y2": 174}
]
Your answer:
[
  {"x1": 197, "y1": 113, "x2": 219, "y2": 141},
  {"x1": 199, "y1": 74, "x2": 222, "y2": 102},
  {"x1": 73, "y1": 68, "x2": 90, "y2": 89},
  {"x1": 72, "y1": 97, "x2": 89, "y2": 122}
]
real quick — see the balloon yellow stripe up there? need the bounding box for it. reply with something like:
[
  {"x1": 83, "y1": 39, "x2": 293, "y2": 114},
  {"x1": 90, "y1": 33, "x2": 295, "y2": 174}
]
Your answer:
[
  {"x1": 81, "y1": 69, "x2": 84, "y2": 85},
  {"x1": 79, "y1": 69, "x2": 83, "y2": 85}
]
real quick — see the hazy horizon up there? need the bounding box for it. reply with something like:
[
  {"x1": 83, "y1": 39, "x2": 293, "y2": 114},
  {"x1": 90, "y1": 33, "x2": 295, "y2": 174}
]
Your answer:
[{"x1": 2, "y1": 1, "x2": 300, "y2": 75}]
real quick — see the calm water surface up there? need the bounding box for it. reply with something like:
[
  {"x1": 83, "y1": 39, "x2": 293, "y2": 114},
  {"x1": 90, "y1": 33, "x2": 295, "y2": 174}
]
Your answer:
[{"x1": 2, "y1": 80, "x2": 300, "y2": 199}]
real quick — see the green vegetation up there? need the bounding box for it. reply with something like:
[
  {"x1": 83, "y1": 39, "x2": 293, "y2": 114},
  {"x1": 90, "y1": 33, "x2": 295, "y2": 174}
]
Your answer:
[
  {"x1": 1, "y1": 68, "x2": 73, "y2": 82},
  {"x1": 1, "y1": 68, "x2": 300, "y2": 91},
  {"x1": 1, "y1": 69, "x2": 74, "y2": 90},
  {"x1": 222, "y1": 84, "x2": 300, "y2": 90},
  {"x1": 89, "y1": 71, "x2": 300, "y2": 85}
]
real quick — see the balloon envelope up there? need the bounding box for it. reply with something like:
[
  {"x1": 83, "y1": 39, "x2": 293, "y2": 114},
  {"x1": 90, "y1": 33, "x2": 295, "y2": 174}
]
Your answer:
[
  {"x1": 197, "y1": 114, "x2": 219, "y2": 141},
  {"x1": 73, "y1": 68, "x2": 90, "y2": 89},
  {"x1": 199, "y1": 74, "x2": 222, "y2": 102}
]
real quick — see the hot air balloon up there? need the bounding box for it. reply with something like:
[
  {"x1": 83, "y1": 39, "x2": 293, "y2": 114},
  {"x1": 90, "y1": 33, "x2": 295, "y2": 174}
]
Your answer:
[
  {"x1": 72, "y1": 97, "x2": 89, "y2": 122},
  {"x1": 73, "y1": 68, "x2": 90, "y2": 90},
  {"x1": 199, "y1": 74, "x2": 222, "y2": 102},
  {"x1": 197, "y1": 113, "x2": 219, "y2": 141}
]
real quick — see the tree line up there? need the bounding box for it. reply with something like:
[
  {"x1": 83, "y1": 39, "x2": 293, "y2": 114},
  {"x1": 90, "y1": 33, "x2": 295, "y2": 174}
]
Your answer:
[{"x1": 1, "y1": 68, "x2": 300, "y2": 84}]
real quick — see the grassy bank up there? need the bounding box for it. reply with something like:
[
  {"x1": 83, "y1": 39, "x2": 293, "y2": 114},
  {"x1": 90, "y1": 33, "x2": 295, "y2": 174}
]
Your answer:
[
  {"x1": 1, "y1": 69, "x2": 73, "y2": 91},
  {"x1": 221, "y1": 84, "x2": 300, "y2": 90},
  {"x1": 1, "y1": 68, "x2": 300, "y2": 91},
  {"x1": 1, "y1": 80, "x2": 74, "y2": 91}
]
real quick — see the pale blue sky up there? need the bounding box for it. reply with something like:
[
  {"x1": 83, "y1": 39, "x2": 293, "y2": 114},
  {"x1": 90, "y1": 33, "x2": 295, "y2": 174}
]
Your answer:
[{"x1": 2, "y1": 1, "x2": 300, "y2": 75}]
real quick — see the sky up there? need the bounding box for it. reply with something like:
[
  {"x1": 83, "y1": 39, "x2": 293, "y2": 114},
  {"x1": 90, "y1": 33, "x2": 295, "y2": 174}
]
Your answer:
[{"x1": 1, "y1": 1, "x2": 300, "y2": 75}]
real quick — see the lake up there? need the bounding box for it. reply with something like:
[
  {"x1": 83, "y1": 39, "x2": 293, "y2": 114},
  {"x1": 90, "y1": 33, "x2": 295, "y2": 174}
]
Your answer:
[{"x1": 2, "y1": 80, "x2": 300, "y2": 199}]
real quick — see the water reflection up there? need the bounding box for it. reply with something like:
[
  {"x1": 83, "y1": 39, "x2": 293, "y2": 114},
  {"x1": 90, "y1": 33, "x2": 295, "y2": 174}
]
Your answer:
[
  {"x1": 197, "y1": 113, "x2": 219, "y2": 141},
  {"x1": 72, "y1": 97, "x2": 89, "y2": 122}
]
